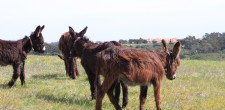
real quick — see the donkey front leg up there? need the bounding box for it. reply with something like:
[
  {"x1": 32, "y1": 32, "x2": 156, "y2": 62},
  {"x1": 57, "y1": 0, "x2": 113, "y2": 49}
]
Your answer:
[
  {"x1": 140, "y1": 86, "x2": 148, "y2": 110},
  {"x1": 73, "y1": 57, "x2": 80, "y2": 76},
  {"x1": 86, "y1": 71, "x2": 98, "y2": 100},
  {"x1": 153, "y1": 80, "x2": 161, "y2": 110},
  {"x1": 96, "y1": 77, "x2": 119, "y2": 110},
  {"x1": 8, "y1": 63, "x2": 21, "y2": 87},
  {"x1": 20, "y1": 61, "x2": 25, "y2": 86}
]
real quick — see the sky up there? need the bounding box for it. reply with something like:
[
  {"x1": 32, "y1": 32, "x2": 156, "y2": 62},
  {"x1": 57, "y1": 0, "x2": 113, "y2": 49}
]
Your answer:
[{"x1": 0, "y1": 0, "x2": 225, "y2": 43}]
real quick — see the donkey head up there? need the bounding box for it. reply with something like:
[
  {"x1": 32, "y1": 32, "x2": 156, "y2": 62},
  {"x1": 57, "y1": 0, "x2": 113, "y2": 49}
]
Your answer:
[
  {"x1": 30, "y1": 25, "x2": 45, "y2": 53},
  {"x1": 68, "y1": 26, "x2": 88, "y2": 41},
  {"x1": 64, "y1": 26, "x2": 88, "y2": 79},
  {"x1": 69, "y1": 26, "x2": 88, "y2": 56},
  {"x1": 162, "y1": 40, "x2": 181, "y2": 80}
]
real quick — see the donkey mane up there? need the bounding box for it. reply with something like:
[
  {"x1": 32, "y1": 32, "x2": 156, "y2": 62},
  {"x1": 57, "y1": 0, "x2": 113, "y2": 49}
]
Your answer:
[
  {"x1": 21, "y1": 36, "x2": 33, "y2": 54},
  {"x1": 75, "y1": 36, "x2": 122, "y2": 54},
  {"x1": 73, "y1": 36, "x2": 109, "y2": 58}
]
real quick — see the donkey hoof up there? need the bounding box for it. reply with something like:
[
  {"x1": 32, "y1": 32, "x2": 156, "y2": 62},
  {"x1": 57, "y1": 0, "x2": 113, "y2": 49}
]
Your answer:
[
  {"x1": 70, "y1": 76, "x2": 76, "y2": 80},
  {"x1": 21, "y1": 82, "x2": 26, "y2": 86},
  {"x1": 8, "y1": 82, "x2": 14, "y2": 88},
  {"x1": 91, "y1": 94, "x2": 97, "y2": 100},
  {"x1": 122, "y1": 104, "x2": 127, "y2": 108},
  {"x1": 91, "y1": 96, "x2": 96, "y2": 100},
  {"x1": 117, "y1": 107, "x2": 122, "y2": 110}
]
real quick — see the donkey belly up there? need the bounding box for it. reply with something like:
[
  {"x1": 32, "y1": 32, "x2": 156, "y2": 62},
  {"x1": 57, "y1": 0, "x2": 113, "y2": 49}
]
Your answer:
[
  {"x1": 119, "y1": 74, "x2": 151, "y2": 86},
  {"x1": 0, "y1": 51, "x2": 21, "y2": 66}
]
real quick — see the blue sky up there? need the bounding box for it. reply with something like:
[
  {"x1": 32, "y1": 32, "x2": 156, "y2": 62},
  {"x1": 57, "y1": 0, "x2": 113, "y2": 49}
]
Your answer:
[{"x1": 0, "y1": 0, "x2": 225, "y2": 43}]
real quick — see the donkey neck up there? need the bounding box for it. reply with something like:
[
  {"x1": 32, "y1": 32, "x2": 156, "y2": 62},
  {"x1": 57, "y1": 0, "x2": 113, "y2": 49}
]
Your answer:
[
  {"x1": 22, "y1": 36, "x2": 33, "y2": 54},
  {"x1": 74, "y1": 38, "x2": 96, "y2": 58}
]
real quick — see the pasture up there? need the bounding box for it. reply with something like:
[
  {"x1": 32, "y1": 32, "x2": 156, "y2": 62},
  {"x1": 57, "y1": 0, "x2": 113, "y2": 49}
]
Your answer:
[{"x1": 0, "y1": 55, "x2": 225, "y2": 110}]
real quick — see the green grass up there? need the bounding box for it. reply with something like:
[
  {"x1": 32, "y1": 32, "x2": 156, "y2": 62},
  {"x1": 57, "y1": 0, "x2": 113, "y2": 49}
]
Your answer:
[{"x1": 0, "y1": 55, "x2": 225, "y2": 110}]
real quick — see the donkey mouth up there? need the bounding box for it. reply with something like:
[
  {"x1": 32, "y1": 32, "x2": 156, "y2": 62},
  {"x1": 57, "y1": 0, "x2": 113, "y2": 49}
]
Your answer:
[{"x1": 166, "y1": 75, "x2": 175, "y2": 80}]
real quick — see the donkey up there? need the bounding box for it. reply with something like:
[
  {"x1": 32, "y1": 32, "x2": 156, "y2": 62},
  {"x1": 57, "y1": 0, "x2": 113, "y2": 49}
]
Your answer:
[
  {"x1": 58, "y1": 26, "x2": 86, "y2": 79},
  {"x1": 71, "y1": 27, "x2": 128, "y2": 107},
  {"x1": 0, "y1": 25, "x2": 45, "y2": 87},
  {"x1": 95, "y1": 39, "x2": 181, "y2": 110}
]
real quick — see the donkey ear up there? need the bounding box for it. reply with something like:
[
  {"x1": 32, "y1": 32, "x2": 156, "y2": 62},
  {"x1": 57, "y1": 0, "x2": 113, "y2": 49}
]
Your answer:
[
  {"x1": 162, "y1": 39, "x2": 168, "y2": 52},
  {"x1": 79, "y1": 26, "x2": 88, "y2": 37},
  {"x1": 41, "y1": 25, "x2": 45, "y2": 31},
  {"x1": 69, "y1": 26, "x2": 75, "y2": 37},
  {"x1": 172, "y1": 42, "x2": 181, "y2": 58},
  {"x1": 34, "y1": 25, "x2": 41, "y2": 37}
]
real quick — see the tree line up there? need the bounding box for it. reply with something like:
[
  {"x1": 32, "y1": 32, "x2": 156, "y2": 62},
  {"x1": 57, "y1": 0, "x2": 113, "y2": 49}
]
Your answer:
[
  {"x1": 119, "y1": 38, "x2": 148, "y2": 44},
  {"x1": 180, "y1": 32, "x2": 225, "y2": 53},
  {"x1": 41, "y1": 32, "x2": 225, "y2": 58}
]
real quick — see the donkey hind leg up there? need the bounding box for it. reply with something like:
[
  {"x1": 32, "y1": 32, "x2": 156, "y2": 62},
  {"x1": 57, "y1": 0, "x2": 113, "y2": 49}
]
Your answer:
[
  {"x1": 140, "y1": 86, "x2": 148, "y2": 110},
  {"x1": 8, "y1": 63, "x2": 21, "y2": 87},
  {"x1": 114, "y1": 80, "x2": 121, "y2": 105},
  {"x1": 96, "y1": 77, "x2": 120, "y2": 110},
  {"x1": 20, "y1": 61, "x2": 25, "y2": 86},
  {"x1": 120, "y1": 80, "x2": 128, "y2": 108},
  {"x1": 107, "y1": 80, "x2": 122, "y2": 110},
  {"x1": 64, "y1": 58, "x2": 69, "y2": 76},
  {"x1": 153, "y1": 80, "x2": 161, "y2": 110}
]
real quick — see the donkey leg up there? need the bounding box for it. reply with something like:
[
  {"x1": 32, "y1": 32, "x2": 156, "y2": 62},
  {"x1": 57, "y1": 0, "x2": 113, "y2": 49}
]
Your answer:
[
  {"x1": 120, "y1": 80, "x2": 128, "y2": 108},
  {"x1": 140, "y1": 86, "x2": 148, "y2": 110},
  {"x1": 74, "y1": 58, "x2": 80, "y2": 76},
  {"x1": 86, "y1": 71, "x2": 97, "y2": 100},
  {"x1": 64, "y1": 58, "x2": 69, "y2": 76},
  {"x1": 107, "y1": 81, "x2": 122, "y2": 110},
  {"x1": 69, "y1": 57, "x2": 76, "y2": 79},
  {"x1": 93, "y1": 73, "x2": 101, "y2": 100},
  {"x1": 96, "y1": 77, "x2": 118, "y2": 110},
  {"x1": 114, "y1": 80, "x2": 121, "y2": 105},
  {"x1": 20, "y1": 61, "x2": 25, "y2": 86},
  {"x1": 8, "y1": 64, "x2": 20, "y2": 87},
  {"x1": 153, "y1": 80, "x2": 161, "y2": 110}
]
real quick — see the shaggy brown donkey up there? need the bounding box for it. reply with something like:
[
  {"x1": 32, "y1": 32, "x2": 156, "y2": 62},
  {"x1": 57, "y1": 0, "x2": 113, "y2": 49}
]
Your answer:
[
  {"x1": 0, "y1": 25, "x2": 45, "y2": 87},
  {"x1": 71, "y1": 28, "x2": 128, "y2": 107},
  {"x1": 95, "y1": 39, "x2": 181, "y2": 110},
  {"x1": 58, "y1": 26, "x2": 87, "y2": 79}
]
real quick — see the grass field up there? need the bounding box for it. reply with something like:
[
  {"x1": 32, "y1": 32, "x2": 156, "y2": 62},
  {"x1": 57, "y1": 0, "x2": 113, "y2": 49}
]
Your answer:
[{"x1": 0, "y1": 55, "x2": 225, "y2": 110}]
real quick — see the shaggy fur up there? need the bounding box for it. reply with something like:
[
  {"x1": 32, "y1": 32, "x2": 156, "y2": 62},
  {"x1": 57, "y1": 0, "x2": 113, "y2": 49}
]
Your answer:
[
  {"x1": 95, "y1": 40, "x2": 181, "y2": 110},
  {"x1": 58, "y1": 26, "x2": 87, "y2": 79},
  {"x1": 71, "y1": 29, "x2": 128, "y2": 107},
  {"x1": 0, "y1": 25, "x2": 45, "y2": 87}
]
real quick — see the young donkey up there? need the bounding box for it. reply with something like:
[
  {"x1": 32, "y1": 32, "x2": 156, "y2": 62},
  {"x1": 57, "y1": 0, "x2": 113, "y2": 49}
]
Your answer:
[
  {"x1": 0, "y1": 25, "x2": 45, "y2": 87},
  {"x1": 58, "y1": 26, "x2": 86, "y2": 79},
  {"x1": 95, "y1": 40, "x2": 181, "y2": 110},
  {"x1": 71, "y1": 27, "x2": 128, "y2": 107}
]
